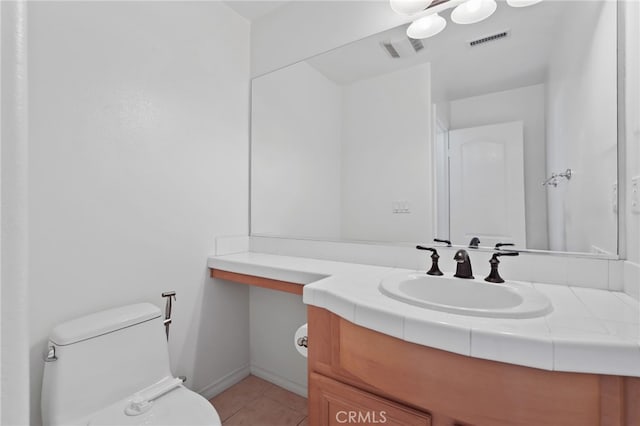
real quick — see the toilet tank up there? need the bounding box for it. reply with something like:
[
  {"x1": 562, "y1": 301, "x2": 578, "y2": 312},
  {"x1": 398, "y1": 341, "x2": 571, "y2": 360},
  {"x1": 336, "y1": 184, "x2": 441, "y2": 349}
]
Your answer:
[{"x1": 42, "y1": 303, "x2": 172, "y2": 425}]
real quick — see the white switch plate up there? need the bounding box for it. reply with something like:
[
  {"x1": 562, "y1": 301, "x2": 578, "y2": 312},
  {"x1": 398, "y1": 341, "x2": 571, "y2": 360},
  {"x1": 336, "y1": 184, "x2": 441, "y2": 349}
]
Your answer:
[{"x1": 632, "y1": 177, "x2": 640, "y2": 214}]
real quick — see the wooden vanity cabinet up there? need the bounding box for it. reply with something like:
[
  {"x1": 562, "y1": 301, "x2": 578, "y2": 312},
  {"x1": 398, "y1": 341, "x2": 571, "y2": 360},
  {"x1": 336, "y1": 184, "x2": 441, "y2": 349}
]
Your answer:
[
  {"x1": 307, "y1": 306, "x2": 640, "y2": 426},
  {"x1": 311, "y1": 373, "x2": 432, "y2": 426}
]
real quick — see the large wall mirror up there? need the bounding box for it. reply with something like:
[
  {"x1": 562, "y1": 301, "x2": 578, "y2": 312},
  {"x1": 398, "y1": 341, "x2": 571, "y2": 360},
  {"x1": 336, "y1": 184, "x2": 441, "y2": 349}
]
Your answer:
[{"x1": 251, "y1": 0, "x2": 619, "y2": 256}]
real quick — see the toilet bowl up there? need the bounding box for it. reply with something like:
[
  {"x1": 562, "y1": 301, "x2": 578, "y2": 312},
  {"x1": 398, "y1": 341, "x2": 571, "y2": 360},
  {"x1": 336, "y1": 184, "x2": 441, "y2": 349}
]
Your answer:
[{"x1": 41, "y1": 303, "x2": 221, "y2": 426}]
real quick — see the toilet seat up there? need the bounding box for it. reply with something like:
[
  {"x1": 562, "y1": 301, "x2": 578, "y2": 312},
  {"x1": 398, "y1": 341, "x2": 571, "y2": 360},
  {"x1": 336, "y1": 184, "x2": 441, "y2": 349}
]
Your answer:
[{"x1": 82, "y1": 385, "x2": 221, "y2": 426}]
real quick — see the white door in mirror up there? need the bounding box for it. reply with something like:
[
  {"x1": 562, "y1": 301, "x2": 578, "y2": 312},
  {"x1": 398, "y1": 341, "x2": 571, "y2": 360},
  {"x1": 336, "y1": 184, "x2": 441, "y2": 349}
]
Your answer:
[{"x1": 448, "y1": 121, "x2": 526, "y2": 248}]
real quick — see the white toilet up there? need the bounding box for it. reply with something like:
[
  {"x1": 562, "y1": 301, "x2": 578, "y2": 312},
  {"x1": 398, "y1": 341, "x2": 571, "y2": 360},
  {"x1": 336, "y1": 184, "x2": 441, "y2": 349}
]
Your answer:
[{"x1": 41, "y1": 303, "x2": 222, "y2": 426}]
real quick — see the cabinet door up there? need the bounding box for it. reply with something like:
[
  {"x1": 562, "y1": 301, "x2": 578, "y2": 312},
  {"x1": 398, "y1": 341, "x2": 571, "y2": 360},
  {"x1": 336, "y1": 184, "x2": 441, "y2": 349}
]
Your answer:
[{"x1": 310, "y1": 373, "x2": 431, "y2": 426}]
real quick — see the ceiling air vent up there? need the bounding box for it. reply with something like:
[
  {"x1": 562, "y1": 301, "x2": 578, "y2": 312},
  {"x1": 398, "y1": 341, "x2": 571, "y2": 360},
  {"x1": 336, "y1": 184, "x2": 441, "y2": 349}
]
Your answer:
[
  {"x1": 409, "y1": 38, "x2": 424, "y2": 53},
  {"x1": 469, "y1": 30, "x2": 509, "y2": 47},
  {"x1": 381, "y1": 37, "x2": 424, "y2": 59},
  {"x1": 382, "y1": 41, "x2": 400, "y2": 58}
]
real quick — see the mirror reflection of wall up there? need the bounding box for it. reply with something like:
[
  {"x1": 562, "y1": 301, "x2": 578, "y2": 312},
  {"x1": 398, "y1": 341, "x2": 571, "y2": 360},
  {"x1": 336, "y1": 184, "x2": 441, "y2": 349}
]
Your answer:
[
  {"x1": 251, "y1": 0, "x2": 618, "y2": 255},
  {"x1": 252, "y1": 61, "x2": 434, "y2": 243}
]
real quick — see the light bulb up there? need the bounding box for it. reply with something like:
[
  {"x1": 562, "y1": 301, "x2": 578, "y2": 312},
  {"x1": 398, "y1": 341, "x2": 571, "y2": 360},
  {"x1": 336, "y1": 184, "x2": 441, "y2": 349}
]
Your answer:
[
  {"x1": 390, "y1": 0, "x2": 434, "y2": 16},
  {"x1": 451, "y1": 0, "x2": 497, "y2": 24},
  {"x1": 506, "y1": 0, "x2": 542, "y2": 7},
  {"x1": 407, "y1": 13, "x2": 447, "y2": 39},
  {"x1": 467, "y1": 0, "x2": 483, "y2": 13}
]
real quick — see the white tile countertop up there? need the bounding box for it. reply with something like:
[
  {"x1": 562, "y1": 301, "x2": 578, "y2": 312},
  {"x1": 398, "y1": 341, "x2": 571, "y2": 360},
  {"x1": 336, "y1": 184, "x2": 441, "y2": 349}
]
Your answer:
[{"x1": 208, "y1": 252, "x2": 640, "y2": 377}]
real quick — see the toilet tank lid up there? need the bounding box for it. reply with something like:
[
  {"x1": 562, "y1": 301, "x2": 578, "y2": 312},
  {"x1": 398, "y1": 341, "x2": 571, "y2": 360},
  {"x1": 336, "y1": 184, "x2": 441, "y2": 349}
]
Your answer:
[{"x1": 50, "y1": 303, "x2": 162, "y2": 346}]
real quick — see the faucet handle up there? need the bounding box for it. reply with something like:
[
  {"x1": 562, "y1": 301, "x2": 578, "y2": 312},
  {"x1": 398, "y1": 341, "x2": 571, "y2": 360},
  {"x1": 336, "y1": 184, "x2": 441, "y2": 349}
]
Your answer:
[
  {"x1": 485, "y1": 251, "x2": 519, "y2": 283},
  {"x1": 495, "y1": 242, "x2": 515, "y2": 249},
  {"x1": 416, "y1": 245, "x2": 436, "y2": 253},
  {"x1": 492, "y1": 251, "x2": 519, "y2": 258},
  {"x1": 434, "y1": 238, "x2": 452, "y2": 247},
  {"x1": 416, "y1": 246, "x2": 444, "y2": 276},
  {"x1": 469, "y1": 237, "x2": 481, "y2": 248}
]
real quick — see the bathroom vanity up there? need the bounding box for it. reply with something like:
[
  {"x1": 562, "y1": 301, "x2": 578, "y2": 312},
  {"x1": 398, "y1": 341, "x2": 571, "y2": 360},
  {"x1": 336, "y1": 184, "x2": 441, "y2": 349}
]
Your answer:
[
  {"x1": 209, "y1": 251, "x2": 640, "y2": 426},
  {"x1": 308, "y1": 306, "x2": 639, "y2": 426}
]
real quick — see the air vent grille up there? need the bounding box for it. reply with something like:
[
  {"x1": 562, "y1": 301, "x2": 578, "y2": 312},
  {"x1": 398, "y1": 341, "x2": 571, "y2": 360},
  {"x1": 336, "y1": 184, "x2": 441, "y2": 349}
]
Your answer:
[
  {"x1": 409, "y1": 38, "x2": 424, "y2": 52},
  {"x1": 469, "y1": 31, "x2": 509, "y2": 47},
  {"x1": 382, "y1": 41, "x2": 400, "y2": 58}
]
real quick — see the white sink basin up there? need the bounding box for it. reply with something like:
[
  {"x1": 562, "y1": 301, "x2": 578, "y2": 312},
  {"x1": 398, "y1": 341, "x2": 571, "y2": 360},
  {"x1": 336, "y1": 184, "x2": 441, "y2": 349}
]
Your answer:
[{"x1": 379, "y1": 273, "x2": 553, "y2": 319}]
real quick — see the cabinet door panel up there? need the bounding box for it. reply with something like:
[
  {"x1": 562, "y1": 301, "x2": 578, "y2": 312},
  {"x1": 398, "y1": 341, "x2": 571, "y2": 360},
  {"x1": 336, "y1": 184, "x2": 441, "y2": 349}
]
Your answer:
[{"x1": 310, "y1": 373, "x2": 431, "y2": 426}]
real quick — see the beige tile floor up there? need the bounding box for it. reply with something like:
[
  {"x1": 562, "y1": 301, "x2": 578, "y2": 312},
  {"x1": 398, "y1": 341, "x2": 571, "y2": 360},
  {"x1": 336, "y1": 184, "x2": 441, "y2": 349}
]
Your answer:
[{"x1": 209, "y1": 375, "x2": 308, "y2": 426}]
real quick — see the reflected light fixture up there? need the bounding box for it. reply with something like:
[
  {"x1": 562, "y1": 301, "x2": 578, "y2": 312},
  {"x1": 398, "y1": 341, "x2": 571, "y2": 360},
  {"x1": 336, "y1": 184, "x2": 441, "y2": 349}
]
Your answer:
[
  {"x1": 390, "y1": 0, "x2": 434, "y2": 15},
  {"x1": 391, "y1": 0, "x2": 539, "y2": 41},
  {"x1": 451, "y1": 0, "x2": 497, "y2": 25},
  {"x1": 506, "y1": 0, "x2": 543, "y2": 7},
  {"x1": 407, "y1": 13, "x2": 447, "y2": 39}
]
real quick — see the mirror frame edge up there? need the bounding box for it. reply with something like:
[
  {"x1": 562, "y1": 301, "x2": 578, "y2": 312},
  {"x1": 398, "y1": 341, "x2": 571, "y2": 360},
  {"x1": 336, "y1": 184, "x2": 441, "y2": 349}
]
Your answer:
[{"x1": 617, "y1": 0, "x2": 627, "y2": 261}]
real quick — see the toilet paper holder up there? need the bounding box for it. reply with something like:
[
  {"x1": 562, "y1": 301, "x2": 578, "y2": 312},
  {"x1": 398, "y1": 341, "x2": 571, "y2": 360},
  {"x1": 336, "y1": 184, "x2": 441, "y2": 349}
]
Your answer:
[
  {"x1": 296, "y1": 336, "x2": 308, "y2": 348},
  {"x1": 294, "y1": 324, "x2": 308, "y2": 358}
]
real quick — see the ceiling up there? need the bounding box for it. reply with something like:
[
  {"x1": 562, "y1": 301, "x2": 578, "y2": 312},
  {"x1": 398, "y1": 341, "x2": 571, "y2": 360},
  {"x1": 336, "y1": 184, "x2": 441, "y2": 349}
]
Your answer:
[
  {"x1": 223, "y1": 1, "x2": 292, "y2": 21},
  {"x1": 304, "y1": 1, "x2": 579, "y2": 102}
]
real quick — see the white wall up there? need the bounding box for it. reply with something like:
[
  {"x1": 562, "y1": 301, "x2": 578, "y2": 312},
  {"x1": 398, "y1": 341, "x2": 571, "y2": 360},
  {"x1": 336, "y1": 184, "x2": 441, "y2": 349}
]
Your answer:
[
  {"x1": 546, "y1": 1, "x2": 617, "y2": 254},
  {"x1": 251, "y1": 1, "x2": 410, "y2": 77},
  {"x1": 341, "y1": 63, "x2": 433, "y2": 243},
  {"x1": 1, "y1": 1, "x2": 30, "y2": 424},
  {"x1": 249, "y1": 287, "x2": 307, "y2": 396},
  {"x1": 251, "y1": 61, "x2": 342, "y2": 240},
  {"x1": 27, "y1": 2, "x2": 250, "y2": 424},
  {"x1": 449, "y1": 84, "x2": 549, "y2": 250}
]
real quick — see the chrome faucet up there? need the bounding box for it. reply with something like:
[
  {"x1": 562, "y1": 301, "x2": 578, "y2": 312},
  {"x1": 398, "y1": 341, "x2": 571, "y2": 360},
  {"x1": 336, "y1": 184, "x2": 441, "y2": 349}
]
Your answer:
[{"x1": 453, "y1": 249, "x2": 474, "y2": 279}]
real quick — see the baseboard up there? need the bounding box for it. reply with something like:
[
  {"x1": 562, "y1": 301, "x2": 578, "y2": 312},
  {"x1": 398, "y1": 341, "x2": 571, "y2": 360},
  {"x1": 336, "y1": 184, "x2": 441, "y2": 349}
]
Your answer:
[
  {"x1": 197, "y1": 363, "x2": 251, "y2": 400},
  {"x1": 250, "y1": 365, "x2": 308, "y2": 398}
]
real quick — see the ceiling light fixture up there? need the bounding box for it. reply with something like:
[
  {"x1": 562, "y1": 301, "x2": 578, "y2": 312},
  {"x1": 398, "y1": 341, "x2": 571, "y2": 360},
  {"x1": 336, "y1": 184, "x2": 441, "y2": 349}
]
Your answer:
[
  {"x1": 390, "y1": 0, "x2": 434, "y2": 16},
  {"x1": 407, "y1": 13, "x2": 447, "y2": 39},
  {"x1": 506, "y1": 0, "x2": 543, "y2": 7},
  {"x1": 451, "y1": 0, "x2": 497, "y2": 25},
  {"x1": 391, "y1": 0, "x2": 540, "y2": 44}
]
